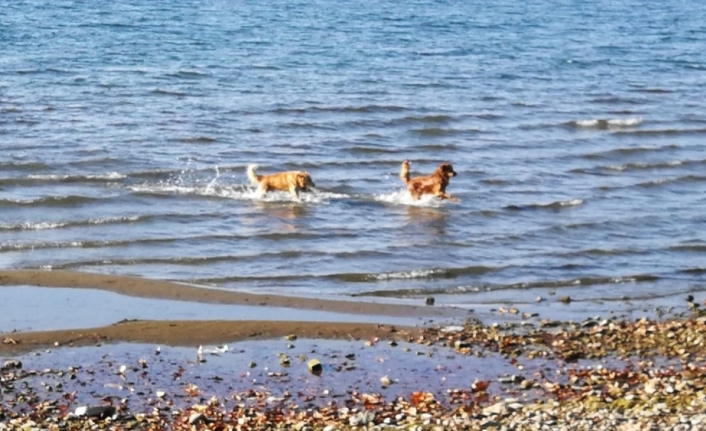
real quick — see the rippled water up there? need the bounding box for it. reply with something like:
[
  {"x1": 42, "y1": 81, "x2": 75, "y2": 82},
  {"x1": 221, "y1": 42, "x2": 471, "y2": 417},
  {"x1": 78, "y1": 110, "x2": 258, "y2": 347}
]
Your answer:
[{"x1": 2, "y1": 1, "x2": 705, "y2": 307}]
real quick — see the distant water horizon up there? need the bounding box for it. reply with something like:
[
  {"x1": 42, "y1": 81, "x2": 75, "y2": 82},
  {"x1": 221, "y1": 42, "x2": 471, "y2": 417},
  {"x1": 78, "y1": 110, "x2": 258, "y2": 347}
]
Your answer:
[{"x1": 1, "y1": 0, "x2": 705, "y2": 311}]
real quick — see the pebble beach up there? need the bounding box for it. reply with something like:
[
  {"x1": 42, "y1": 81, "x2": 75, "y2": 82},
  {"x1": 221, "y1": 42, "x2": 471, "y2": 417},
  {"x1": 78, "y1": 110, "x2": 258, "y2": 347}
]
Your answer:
[{"x1": 2, "y1": 271, "x2": 706, "y2": 430}]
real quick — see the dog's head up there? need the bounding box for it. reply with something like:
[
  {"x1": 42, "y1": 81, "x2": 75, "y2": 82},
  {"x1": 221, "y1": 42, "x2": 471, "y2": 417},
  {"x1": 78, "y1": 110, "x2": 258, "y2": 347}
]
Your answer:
[
  {"x1": 437, "y1": 162, "x2": 457, "y2": 179},
  {"x1": 296, "y1": 172, "x2": 315, "y2": 189}
]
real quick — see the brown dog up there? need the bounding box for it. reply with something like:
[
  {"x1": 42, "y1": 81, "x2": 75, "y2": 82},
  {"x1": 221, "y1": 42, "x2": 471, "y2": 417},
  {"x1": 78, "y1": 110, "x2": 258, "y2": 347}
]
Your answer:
[
  {"x1": 247, "y1": 165, "x2": 315, "y2": 201},
  {"x1": 399, "y1": 160, "x2": 458, "y2": 201}
]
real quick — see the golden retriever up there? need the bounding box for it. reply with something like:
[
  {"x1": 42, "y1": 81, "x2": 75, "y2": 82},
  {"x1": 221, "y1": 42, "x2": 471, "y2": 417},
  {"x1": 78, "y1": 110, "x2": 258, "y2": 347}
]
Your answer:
[
  {"x1": 399, "y1": 160, "x2": 458, "y2": 202},
  {"x1": 247, "y1": 164, "x2": 315, "y2": 201}
]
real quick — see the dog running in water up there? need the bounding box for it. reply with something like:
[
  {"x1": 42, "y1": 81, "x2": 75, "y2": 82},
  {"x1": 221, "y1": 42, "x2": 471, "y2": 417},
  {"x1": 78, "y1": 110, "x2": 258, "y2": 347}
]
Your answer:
[
  {"x1": 247, "y1": 164, "x2": 316, "y2": 201},
  {"x1": 399, "y1": 160, "x2": 458, "y2": 202}
]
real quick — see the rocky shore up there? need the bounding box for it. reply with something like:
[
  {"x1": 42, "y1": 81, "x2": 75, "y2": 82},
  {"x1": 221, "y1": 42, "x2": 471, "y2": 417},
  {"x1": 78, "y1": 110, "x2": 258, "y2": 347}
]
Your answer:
[{"x1": 3, "y1": 301, "x2": 706, "y2": 430}]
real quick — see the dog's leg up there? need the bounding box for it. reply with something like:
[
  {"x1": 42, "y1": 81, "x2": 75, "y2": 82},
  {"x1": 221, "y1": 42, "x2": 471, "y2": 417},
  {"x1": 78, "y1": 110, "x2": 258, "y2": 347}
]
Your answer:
[
  {"x1": 289, "y1": 185, "x2": 301, "y2": 202},
  {"x1": 256, "y1": 184, "x2": 267, "y2": 199},
  {"x1": 437, "y1": 191, "x2": 459, "y2": 202}
]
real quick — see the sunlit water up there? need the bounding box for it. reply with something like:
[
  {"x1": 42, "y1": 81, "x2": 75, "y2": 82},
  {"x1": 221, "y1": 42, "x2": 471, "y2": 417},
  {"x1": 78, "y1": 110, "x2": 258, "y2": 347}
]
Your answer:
[{"x1": 1, "y1": 0, "x2": 705, "y2": 309}]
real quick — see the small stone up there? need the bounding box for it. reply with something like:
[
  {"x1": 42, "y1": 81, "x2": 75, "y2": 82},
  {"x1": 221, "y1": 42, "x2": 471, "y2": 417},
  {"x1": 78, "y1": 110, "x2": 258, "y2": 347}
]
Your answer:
[
  {"x1": 189, "y1": 413, "x2": 205, "y2": 425},
  {"x1": 482, "y1": 402, "x2": 506, "y2": 416},
  {"x1": 426, "y1": 297, "x2": 435, "y2": 306},
  {"x1": 507, "y1": 402, "x2": 524, "y2": 411},
  {"x1": 307, "y1": 359, "x2": 322, "y2": 375},
  {"x1": 558, "y1": 296, "x2": 571, "y2": 304}
]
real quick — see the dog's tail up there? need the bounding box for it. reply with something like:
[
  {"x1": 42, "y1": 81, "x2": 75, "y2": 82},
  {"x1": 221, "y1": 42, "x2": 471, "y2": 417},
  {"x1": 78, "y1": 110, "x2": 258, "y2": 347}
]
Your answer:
[
  {"x1": 246, "y1": 164, "x2": 261, "y2": 185},
  {"x1": 399, "y1": 160, "x2": 410, "y2": 184}
]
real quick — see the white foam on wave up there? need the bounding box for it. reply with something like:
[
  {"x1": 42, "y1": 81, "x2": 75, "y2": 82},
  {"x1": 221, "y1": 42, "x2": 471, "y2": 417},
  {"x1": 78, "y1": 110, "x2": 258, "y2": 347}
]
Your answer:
[
  {"x1": 573, "y1": 116, "x2": 643, "y2": 128},
  {"x1": 130, "y1": 183, "x2": 348, "y2": 204},
  {"x1": 575, "y1": 119, "x2": 600, "y2": 128},
  {"x1": 0, "y1": 221, "x2": 68, "y2": 231},
  {"x1": 607, "y1": 116, "x2": 643, "y2": 127},
  {"x1": 560, "y1": 198, "x2": 584, "y2": 207},
  {"x1": 0, "y1": 215, "x2": 141, "y2": 231},
  {"x1": 28, "y1": 172, "x2": 126, "y2": 181},
  {"x1": 370, "y1": 268, "x2": 443, "y2": 281},
  {"x1": 374, "y1": 190, "x2": 447, "y2": 208}
]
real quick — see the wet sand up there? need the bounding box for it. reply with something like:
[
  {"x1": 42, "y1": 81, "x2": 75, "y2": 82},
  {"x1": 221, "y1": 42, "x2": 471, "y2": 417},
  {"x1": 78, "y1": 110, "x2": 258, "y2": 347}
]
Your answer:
[
  {"x1": 0, "y1": 269, "x2": 450, "y2": 354},
  {"x1": 0, "y1": 319, "x2": 413, "y2": 355},
  {"x1": 0, "y1": 269, "x2": 463, "y2": 318}
]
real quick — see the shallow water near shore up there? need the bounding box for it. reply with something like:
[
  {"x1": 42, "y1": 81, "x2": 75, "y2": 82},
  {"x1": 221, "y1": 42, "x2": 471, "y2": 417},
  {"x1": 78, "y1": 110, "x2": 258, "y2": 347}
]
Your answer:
[
  {"x1": 0, "y1": 286, "x2": 434, "y2": 333},
  {"x1": 2, "y1": 1, "x2": 706, "y2": 308}
]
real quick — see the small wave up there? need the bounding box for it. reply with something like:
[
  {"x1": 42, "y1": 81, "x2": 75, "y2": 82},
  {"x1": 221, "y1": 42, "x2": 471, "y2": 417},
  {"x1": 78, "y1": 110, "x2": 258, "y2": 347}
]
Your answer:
[
  {"x1": 401, "y1": 114, "x2": 453, "y2": 124},
  {"x1": 353, "y1": 274, "x2": 660, "y2": 297},
  {"x1": 26, "y1": 172, "x2": 126, "y2": 183},
  {"x1": 669, "y1": 244, "x2": 706, "y2": 253},
  {"x1": 0, "y1": 161, "x2": 52, "y2": 171},
  {"x1": 176, "y1": 136, "x2": 216, "y2": 144},
  {"x1": 279, "y1": 121, "x2": 336, "y2": 131},
  {"x1": 482, "y1": 178, "x2": 511, "y2": 185},
  {"x1": 0, "y1": 215, "x2": 145, "y2": 232},
  {"x1": 271, "y1": 104, "x2": 407, "y2": 115},
  {"x1": 681, "y1": 267, "x2": 706, "y2": 275},
  {"x1": 613, "y1": 128, "x2": 706, "y2": 137},
  {"x1": 50, "y1": 249, "x2": 386, "y2": 270},
  {"x1": 347, "y1": 145, "x2": 399, "y2": 155},
  {"x1": 567, "y1": 116, "x2": 643, "y2": 129},
  {"x1": 416, "y1": 143, "x2": 462, "y2": 151},
  {"x1": 410, "y1": 127, "x2": 480, "y2": 137},
  {"x1": 574, "y1": 159, "x2": 688, "y2": 175},
  {"x1": 0, "y1": 195, "x2": 101, "y2": 208},
  {"x1": 151, "y1": 88, "x2": 187, "y2": 97},
  {"x1": 589, "y1": 96, "x2": 646, "y2": 105},
  {"x1": 339, "y1": 265, "x2": 498, "y2": 283},
  {"x1": 636, "y1": 175, "x2": 706, "y2": 188},
  {"x1": 505, "y1": 198, "x2": 583, "y2": 211},
  {"x1": 581, "y1": 144, "x2": 680, "y2": 160},
  {"x1": 632, "y1": 87, "x2": 673, "y2": 94},
  {"x1": 167, "y1": 69, "x2": 209, "y2": 79}
]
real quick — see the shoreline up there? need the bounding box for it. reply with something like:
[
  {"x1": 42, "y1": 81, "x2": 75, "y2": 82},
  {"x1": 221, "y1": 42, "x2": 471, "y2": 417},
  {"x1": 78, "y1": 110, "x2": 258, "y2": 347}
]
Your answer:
[
  {"x1": 0, "y1": 269, "x2": 464, "y2": 318},
  {"x1": 0, "y1": 269, "x2": 438, "y2": 355},
  {"x1": 0, "y1": 319, "x2": 412, "y2": 355}
]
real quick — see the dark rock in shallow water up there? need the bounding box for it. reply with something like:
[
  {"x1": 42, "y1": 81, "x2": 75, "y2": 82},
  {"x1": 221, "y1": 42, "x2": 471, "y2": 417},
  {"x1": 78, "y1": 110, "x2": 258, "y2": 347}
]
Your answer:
[
  {"x1": 74, "y1": 405, "x2": 116, "y2": 419},
  {"x1": 1, "y1": 360, "x2": 22, "y2": 371},
  {"x1": 425, "y1": 297, "x2": 435, "y2": 306}
]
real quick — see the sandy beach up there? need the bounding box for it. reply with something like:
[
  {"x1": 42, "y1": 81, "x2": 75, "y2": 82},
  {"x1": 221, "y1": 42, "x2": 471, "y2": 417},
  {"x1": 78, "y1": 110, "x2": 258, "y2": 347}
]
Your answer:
[{"x1": 0, "y1": 269, "x2": 458, "y2": 355}]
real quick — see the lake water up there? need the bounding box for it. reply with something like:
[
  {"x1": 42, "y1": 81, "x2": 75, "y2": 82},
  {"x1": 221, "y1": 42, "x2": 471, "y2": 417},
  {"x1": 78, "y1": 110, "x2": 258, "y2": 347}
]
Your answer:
[{"x1": 2, "y1": 0, "x2": 705, "y2": 308}]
